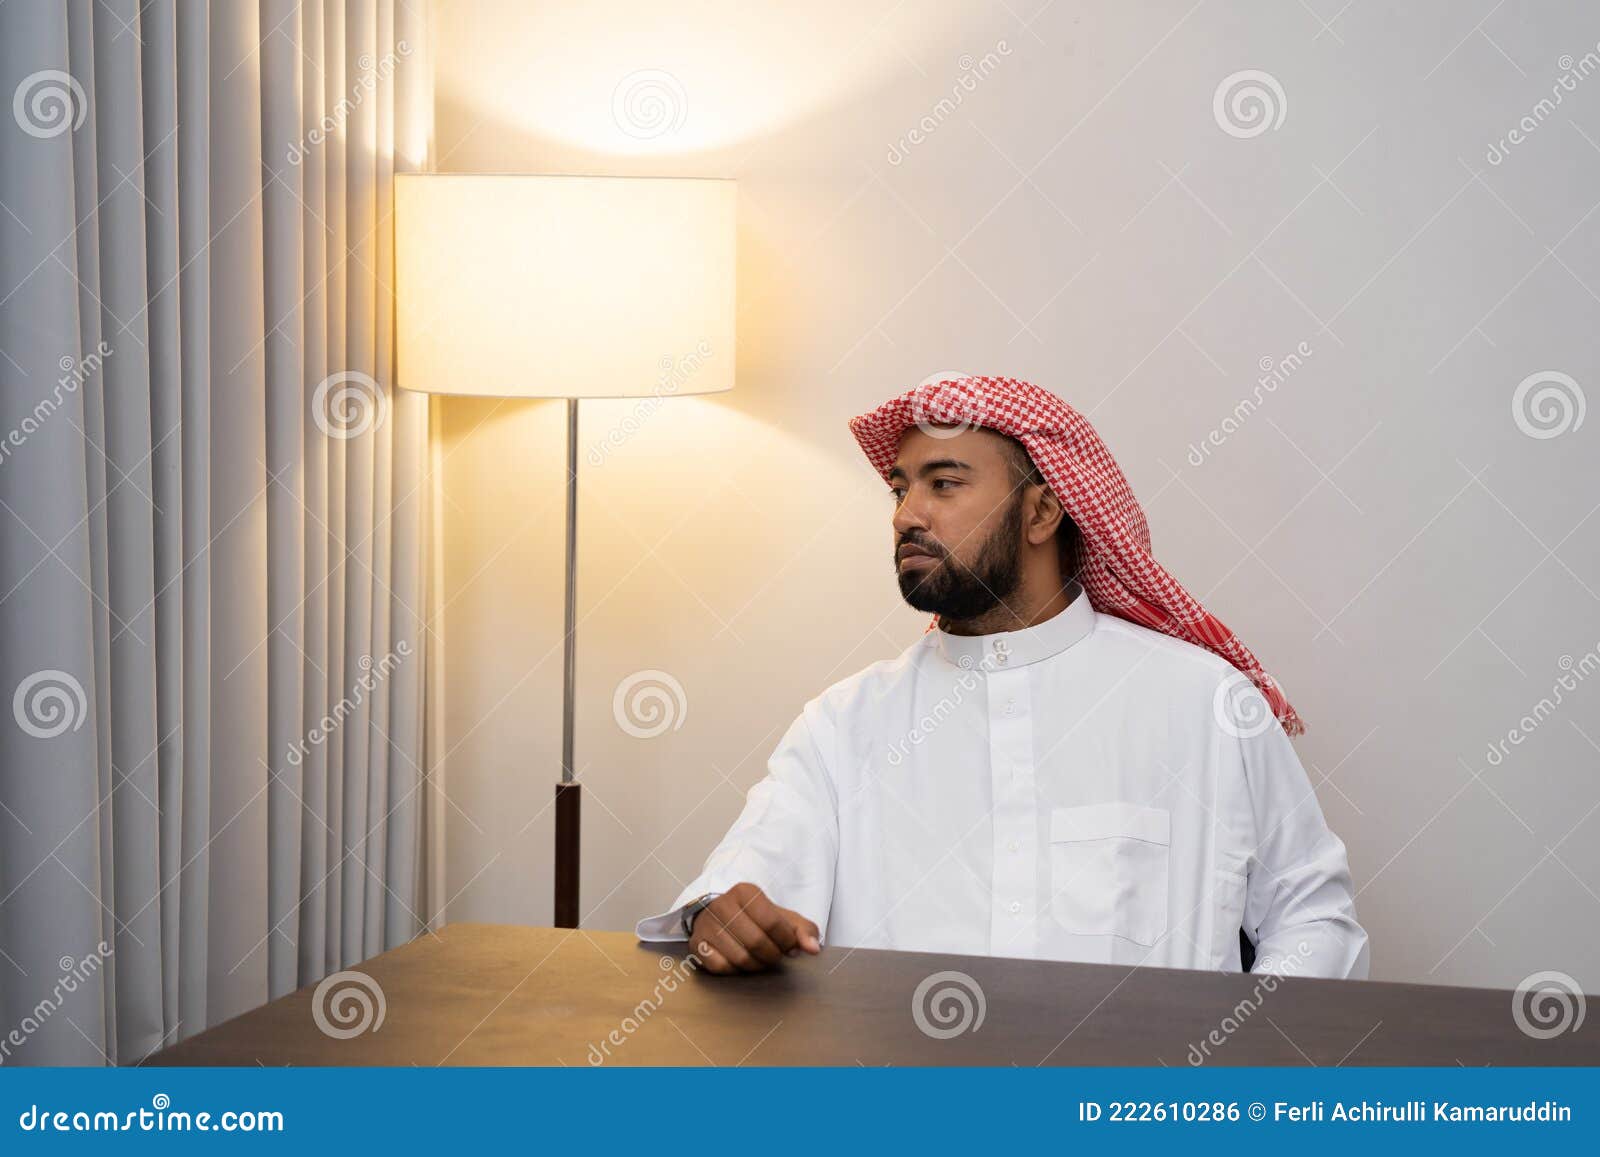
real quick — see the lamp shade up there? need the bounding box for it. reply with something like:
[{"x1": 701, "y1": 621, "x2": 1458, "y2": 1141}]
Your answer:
[{"x1": 395, "y1": 174, "x2": 735, "y2": 398}]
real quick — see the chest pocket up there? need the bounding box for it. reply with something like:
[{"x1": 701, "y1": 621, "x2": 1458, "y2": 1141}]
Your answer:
[{"x1": 1047, "y1": 802, "x2": 1171, "y2": 946}]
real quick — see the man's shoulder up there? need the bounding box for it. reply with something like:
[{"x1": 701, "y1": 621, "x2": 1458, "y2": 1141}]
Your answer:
[
  {"x1": 1089, "y1": 611, "x2": 1292, "y2": 741},
  {"x1": 1089, "y1": 610, "x2": 1248, "y2": 699},
  {"x1": 801, "y1": 630, "x2": 936, "y2": 720}
]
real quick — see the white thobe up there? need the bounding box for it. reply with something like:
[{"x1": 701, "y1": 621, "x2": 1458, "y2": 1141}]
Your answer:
[{"x1": 636, "y1": 582, "x2": 1369, "y2": 978}]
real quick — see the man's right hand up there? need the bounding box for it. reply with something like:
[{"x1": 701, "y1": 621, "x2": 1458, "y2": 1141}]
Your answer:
[{"x1": 688, "y1": 882, "x2": 822, "y2": 975}]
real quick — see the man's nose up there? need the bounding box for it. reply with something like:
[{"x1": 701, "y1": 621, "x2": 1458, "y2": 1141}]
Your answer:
[{"x1": 891, "y1": 491, "x2": 930, "y2": 538}]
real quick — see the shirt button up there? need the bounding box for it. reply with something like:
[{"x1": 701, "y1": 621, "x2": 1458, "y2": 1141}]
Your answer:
[
  {"x1": 1008, "y1": 900, "x2": 1022, "y2": 914},
  {"x1": 1004, "y1": 700, "x2": 1015, "y2": 715},
  {"x1": 1007, "y1": 839, "x2": 1020, "y2": 852}
]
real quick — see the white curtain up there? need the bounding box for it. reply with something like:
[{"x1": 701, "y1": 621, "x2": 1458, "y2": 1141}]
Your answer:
[{"x1": 0, "y1": 0, "x2": 433, "y2": 1064}]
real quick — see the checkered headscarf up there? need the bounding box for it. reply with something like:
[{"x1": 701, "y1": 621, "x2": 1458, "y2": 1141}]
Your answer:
[{"x1": 848, "y1": 374, "x2": 1304, "y2": 736}]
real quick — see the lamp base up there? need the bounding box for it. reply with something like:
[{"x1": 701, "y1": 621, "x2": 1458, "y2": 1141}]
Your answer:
[{"x1": 554, "y1": 782, "x2": 581, "y2": 928}]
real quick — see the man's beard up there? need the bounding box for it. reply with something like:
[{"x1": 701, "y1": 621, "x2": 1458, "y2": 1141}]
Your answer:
[{"x1": 896, "y1": 494, "x2": 1024, "y2": 621}]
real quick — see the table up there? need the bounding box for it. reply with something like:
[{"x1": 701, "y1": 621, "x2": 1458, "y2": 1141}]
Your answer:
[{"x1": 146, "y1": 922, "x2": 1597, "y2": 1066}]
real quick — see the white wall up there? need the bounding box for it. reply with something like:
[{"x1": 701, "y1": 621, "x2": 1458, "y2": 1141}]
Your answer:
[{"x1": 428, "y1": 0, "x2": 1600, "y2": 990}]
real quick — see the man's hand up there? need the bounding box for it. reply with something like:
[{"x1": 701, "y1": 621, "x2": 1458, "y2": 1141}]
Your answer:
[{"x1": 688, "y1": 882, "x2": 822, "y2": 975}]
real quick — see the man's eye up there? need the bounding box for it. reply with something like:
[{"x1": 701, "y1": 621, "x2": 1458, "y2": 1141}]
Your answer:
[
  {"x1": 933, "y1": 478, "x2": 958, "y2": 490},
  {"x1": 888, "y1": 488, "x2": 905, "y2": 502}
]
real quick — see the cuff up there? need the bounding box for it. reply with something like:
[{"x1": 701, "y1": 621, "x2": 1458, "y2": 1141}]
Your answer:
[
  {"x1": 634, "y1": 905, "x2": 692, "y2": 942},
  {"x1": 636, "y1": 890, "x2": 727, "y2": 943}
]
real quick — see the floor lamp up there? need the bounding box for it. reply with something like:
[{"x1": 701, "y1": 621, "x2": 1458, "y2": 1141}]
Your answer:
[{"x1": 394, "y1": 174, "x2": 737, "y2": 927}]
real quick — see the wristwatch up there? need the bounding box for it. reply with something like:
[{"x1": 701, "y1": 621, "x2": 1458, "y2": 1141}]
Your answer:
[{"x1": 680, "y1": 891, "x2": 722, "y2": 937}]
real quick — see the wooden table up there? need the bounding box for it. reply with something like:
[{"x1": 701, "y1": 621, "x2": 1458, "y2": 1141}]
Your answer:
[{"x1": 146, "y1": 922, "x2": 1598, "y2": 1066}]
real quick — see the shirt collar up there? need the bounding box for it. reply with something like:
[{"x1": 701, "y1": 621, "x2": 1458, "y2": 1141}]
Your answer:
[{"x1": 932, "y1": 581, "x2": 1095, "y2": 671}]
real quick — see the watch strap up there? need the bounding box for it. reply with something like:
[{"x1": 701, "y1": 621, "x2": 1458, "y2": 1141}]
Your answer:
[{"x1": 681, "y1": 891, "x2": 722, "y2": 937}]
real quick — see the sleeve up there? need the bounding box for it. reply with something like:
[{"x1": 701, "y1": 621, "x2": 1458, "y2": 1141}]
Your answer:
[
  {"x1": 1235, "y1": 706, "x2": 1371, "y2": 980},
  {"x1": 633, "y1": 892, "x2": 723, "y2": 942},
  {"x1": 634, "y1": 702, "x2": 840, "y2": 944}
]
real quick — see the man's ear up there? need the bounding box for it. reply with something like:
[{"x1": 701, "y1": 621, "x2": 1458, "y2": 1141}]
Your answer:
[{"x1": 1025, "y1": 483, "x2": 1066, "y2": 547}]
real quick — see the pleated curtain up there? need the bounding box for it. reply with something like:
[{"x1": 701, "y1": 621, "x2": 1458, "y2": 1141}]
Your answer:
[{"x1": 0, "y1": 0, "x2": 433, "y2": 1064}]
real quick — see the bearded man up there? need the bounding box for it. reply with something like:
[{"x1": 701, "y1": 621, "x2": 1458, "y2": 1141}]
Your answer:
[{"x1": 636, "y1": 375, "x2": 1369, "y2": 981}]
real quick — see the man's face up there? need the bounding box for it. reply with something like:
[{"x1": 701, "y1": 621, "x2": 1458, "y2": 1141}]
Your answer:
[{"x1": 888, "y1": 426, "x2": 1028, "y2": 620}]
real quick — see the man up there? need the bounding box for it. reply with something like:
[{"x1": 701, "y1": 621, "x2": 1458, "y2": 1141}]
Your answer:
[{"x1": 636, "y1": 374, "x2": 1369, "y2": 980}]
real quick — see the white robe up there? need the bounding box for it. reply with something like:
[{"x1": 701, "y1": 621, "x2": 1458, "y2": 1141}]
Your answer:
[{"x1": 637, "y1": 582, "x2": 1370, "y2": 978}]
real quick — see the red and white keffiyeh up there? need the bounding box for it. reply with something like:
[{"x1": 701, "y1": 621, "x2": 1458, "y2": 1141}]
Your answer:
[{"x1": 848, "y1": 374, "x2": 1304, "y2": 736}]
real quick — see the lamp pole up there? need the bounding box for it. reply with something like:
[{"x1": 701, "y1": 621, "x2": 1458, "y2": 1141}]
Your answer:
[{"x1": 554, "y1": 397, "x2": 582, "y2": 927}]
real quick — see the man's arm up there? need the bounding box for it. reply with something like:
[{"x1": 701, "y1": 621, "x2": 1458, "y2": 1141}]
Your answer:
[
  {"x1": 1235, "y1": 695, "x2": 1371, "y2": 980},
  {"x1": 634, "y1": 703, "x2": 840, "y2": 965}
]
